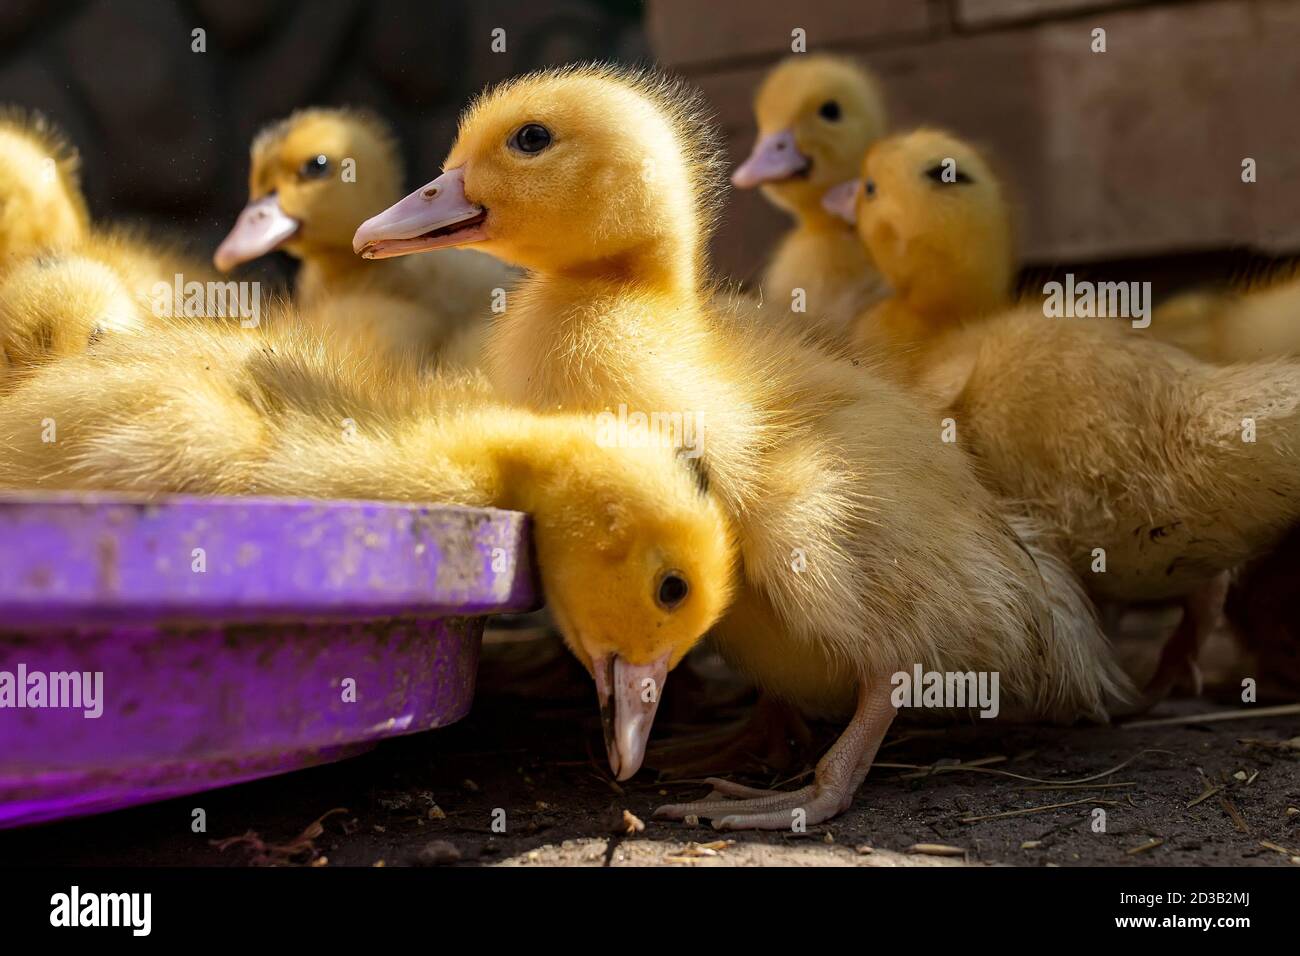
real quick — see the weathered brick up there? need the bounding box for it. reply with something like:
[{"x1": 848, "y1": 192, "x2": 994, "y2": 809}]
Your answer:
[{"x1": 646, "y1": 0, "x2": 932, "y2": 69}]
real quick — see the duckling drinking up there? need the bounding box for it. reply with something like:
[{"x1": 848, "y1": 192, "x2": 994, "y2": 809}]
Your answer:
[{"x1": 0, "y1": 312, "x2": 737, "y2": 750}]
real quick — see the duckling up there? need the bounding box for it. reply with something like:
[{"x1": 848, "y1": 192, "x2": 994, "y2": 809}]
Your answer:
[
  {"x1": 214, "y1": 108, "x2": 515, "y2": 368},
  {"x1": 0, "y1": 315, "x2": 737, "y2": 767},
  {"x1": 354, "y1": 65, "x2": 1130, "y2": 829},
  {"x1": 0, "y1": 253, "x2": 143, "y2": 387},
  {"x1": 1150, "y1": 267, "x2": 1300, "y2": 364},
  {"x1": 0, "y1": 111, "x2": 230, "y2": 379},
  {"x1": 0, "y1": 108, "x2": 89, "y2": 265},
  {"x1": 838, "y1": 128, "x2": 1300, "y2": 696},
  {"x1": 731, "y1": 56, "x2": 890, "y2": 342},
  {"x1": 828, "y1": 128, "x2": 1013, "y2": 376},
  {"x1": 0, "y1": 224, "x2": 240, "y2": 388}
]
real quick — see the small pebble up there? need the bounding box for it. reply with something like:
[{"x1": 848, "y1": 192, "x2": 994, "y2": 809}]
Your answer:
[
  {"x1": 413, "y1": 840, "x2": 461, "y2": 866},
  {"x1": 855, "y1": 844, "x2": 873, "y2": 855}
]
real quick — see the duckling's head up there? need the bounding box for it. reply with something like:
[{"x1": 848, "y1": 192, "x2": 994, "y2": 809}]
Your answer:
[
  {"x1": 215, "y1": 108, "x2": 402, "y2": 271},
  {"x1": 353, "y1": 65, "x2": 723, "y2": 287},
  {"x1": 524, "y1": 434, "x2": 735, "y2": 780},
  {"x1": 732, "y1": 55, "x2": 887, "y2": 223},
  {"x1": 829, "y1": 128, "x2": 1013, "y2": 318},
  {"x1": 0, "y1": 109, "x2": 89, "y2": 263}
]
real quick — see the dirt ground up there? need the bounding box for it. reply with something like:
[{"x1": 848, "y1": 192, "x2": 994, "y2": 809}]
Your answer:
[{"x1": 3, "y1": 629, "x2": 1299, "y2": 868}]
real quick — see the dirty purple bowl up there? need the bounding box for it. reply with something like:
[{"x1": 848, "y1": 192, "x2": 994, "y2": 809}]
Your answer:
[{"x1": 0, "y1": 493, "x2": 539, "y2": 828}]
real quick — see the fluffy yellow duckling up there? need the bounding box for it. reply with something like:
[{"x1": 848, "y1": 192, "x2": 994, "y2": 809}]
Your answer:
[
  {"x1": 0, "y1": 111, "x2": 227, "y2": 381},
  {"x1": 214, "y1": 108, "x2": 515, "y2": 367},
  {"x1": 354, "y1": 65, "x2": 1130, "y2": 829},
  {"x1": 836, "y1": 128, "x2": 1300, "y2": 695},
  {"x1": 1150, "y1": 268, "x2": 1300, "y2": 364},
  {"x1": 827, "y1": 128, "x2": 1012, "y2": 375},
  {"x1": 0, "y1": 108, "x2": 89, "y2": 264},
  {"x1": 0, "y1": 315, "x2": 737, "y2": 777},
  {"x1": 731, "y1": 55, "x2": 890, "y2": 341},
  {"x1": 0, "y1": 224, "x2": 243, "y2": 389}
]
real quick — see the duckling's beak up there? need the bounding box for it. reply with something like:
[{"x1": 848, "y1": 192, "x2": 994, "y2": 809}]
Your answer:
[
  {"x1": 213, "y1": 194, "x2": 300, "y2": 272},
  {"x1": 352, "y1": 167, "x2": 488, "y2": 259},
  {"x1": 732, "y1": 129, "x2": 809, "y2": 188},
  {"x1": 593, "y1": 652, "x2": 670, "y2": 781},
  {"x1": 822, "y1": 180, "x2": 860, "y2": 224}
]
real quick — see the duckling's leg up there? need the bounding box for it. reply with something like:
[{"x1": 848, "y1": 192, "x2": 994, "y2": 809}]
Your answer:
[
  {"x1": 654, "y1": 676, "x2": 896, "y2": 831},
  {"x1": 646, "y1": 693, "x2": 813, "y2": 777},
  {"x1": 1143, "y1": 571, "x2": 1231, "y2": 701}
]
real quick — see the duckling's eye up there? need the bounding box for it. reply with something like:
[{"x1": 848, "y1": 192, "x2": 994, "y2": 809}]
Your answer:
[
  {"x1": 924, "y1": 162, "x2": 975, "y2": 185},
  {"x1": 299, "y1": 154, "x2": 331, "y2": 180},
  {"x1": 818, "y1": 100, "x2": 841, "y2": 122},
  {"x1": 510, "y1": 123, "x2": 552, "y2": 155},
  {"x1": 655, "y1": 570, "x2": 690, "y2": 611},
  {"x1": 864, "y1": 179, "x2": 876, "y2": 198}
]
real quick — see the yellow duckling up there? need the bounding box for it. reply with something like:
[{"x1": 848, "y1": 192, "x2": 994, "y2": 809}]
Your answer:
[
  {"x1": 0, "y1": 108, "x2": 89, "y2": 264},
  {"x1": 827, "y1": 128, "x2": 1012, "y2": 375},
  {"x1": 731, "y1": 55, "x2": 890, "y2": 341},
  {"x1": 1150, "y1": 267, "x2": 1300, "y2": 364},
  {"x1": 0, "y1": 224, "x2": 241, "y2": 388},
  {"x1": 354, "y1": 65, "x2": 1130, "y2": 829},
  {"x1": 0, "y1": 314, "x2": 736, "y2": 778},
  {"x1": 0, "y1": 111, "x2": 226, "y2": 381},
  {"x1": 836, "y1": 128, "x2": 1300, "y2": 695},
  {"x1": 214, "y1": 108, "x2": 515, "y2": 367}
]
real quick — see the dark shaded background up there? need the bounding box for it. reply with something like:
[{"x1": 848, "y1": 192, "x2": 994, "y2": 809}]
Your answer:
[
  {"x1": 4, "y1": 0, "x2": 1298, "y2": 300},
  {"x1": 0, "y1": 0, "x2": 644, "y2": 285}
]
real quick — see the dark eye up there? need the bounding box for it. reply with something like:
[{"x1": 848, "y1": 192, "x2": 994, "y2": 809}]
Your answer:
[
  {"x1": 864, "y1": 178, "x2": 876, "y2": 197},
  {"x1": 299, "y1": 154, "x2": 330, "y2": 180},
  {"x1": 924, "y1": 161, "x2": 974, "y2": 185},
  {"x1": 510, "y1": 123, "x2": 552, "y2": 154},
  {"x1": 818, "y1": 100, "x2": 841, "y2": 122},
  {"x1": 656, "y1": 571, "x2": 689, "y2": 610}
]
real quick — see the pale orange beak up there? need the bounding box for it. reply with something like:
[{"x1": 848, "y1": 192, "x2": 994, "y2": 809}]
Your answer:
[
  {"x1": 352, "y1": 167, "x2": 487, "y2": 259},
  {"x1": 822, "y1": 179, "x2": 860, "y2": 224},
  {"x1": 593, "y1": 653, "x2": 670, "y2": 781},
  {"x1": 213, "y1": 194, "x2": 300, "y2": 272},
  {"x1": 732, "y1": 129, "x2": 809, "y2": 188}
]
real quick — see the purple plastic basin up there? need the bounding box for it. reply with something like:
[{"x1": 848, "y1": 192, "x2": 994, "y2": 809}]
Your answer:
[{"x1": 0, "y1": 493, "x2": 539, "y2": 828}]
